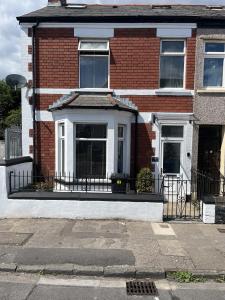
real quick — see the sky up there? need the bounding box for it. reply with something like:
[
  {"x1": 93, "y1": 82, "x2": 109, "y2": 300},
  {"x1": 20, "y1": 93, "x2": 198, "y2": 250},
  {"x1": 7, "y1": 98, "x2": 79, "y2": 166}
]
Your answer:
[{"x1": 0, "y1": 0, "x2": 224, "y2": 79}]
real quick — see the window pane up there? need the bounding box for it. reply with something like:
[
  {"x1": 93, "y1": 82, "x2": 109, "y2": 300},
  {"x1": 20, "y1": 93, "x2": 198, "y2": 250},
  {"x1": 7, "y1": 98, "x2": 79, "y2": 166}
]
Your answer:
[
  {"x1": 205, "y1": 43, "x2": 225, "y2": 53},
  {"x1": 161, "y1": 41, "x2": 184, "y2": 53},
  {"x1": 118, "y1": 141, "x2": 124, "y2": 174},
  {"x1": 204, "y1": 58, "x2": 224, "y2": 87},
  {"x1": 160, "y1": 56, "x2": 184, "y2": 88},
  {"x1": 118, "y1": 126, "x2": 124, "y2": 138},
  {"x1": 80, "y1": 56, "x2": 108, "y2": 88},
  {"x1": 76, "y1": 141, "x2": 106, "y2": 178},
  {"x1": 76, "y1": 124, "x2": 107, "y2": 139},
  {"x1": 163, "y1": 143, "x2": 181, "y2": 174},
  {"x1": 80, "y1": 41, "x2": 108, "y2": 51},
  {"x1": 162, "y1": 126, "x2": 184, "y2": 138}
]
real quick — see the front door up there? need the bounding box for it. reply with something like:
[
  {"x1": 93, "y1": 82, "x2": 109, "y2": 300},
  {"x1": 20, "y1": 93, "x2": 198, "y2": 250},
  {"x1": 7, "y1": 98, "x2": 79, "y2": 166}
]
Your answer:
[{"x1": 160, "y1": 125, "x2": 184, "y2": 201}]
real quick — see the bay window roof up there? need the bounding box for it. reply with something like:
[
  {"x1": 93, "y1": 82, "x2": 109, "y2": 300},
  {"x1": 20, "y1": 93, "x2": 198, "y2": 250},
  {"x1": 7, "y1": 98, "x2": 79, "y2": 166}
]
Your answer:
[{"x1": 48, "y1": 92, "x2": 138, "y2": 113}]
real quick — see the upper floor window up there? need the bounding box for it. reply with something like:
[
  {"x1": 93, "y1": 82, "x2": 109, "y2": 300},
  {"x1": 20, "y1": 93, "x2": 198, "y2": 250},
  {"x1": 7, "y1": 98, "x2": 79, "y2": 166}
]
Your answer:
[
  {"x1": 204, "y1": 42, "x2": 225, "y2": 88},
  {"x1": 160, "y1": 40, "x2": 185, "y2": 89},
  {"x1": 79, "y1": 40, "x2": 109, "y2": 89}
]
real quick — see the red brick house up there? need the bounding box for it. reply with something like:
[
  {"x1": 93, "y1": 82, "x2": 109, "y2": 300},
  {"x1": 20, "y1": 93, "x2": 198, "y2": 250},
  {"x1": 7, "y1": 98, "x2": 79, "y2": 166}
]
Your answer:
[{"x1": 17, "y1": 0, "x2": 198, "y2": 186}]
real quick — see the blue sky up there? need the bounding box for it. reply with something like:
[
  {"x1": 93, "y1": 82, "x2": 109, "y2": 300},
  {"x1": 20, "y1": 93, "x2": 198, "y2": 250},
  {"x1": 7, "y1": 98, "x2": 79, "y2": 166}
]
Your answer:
[{"x1": 0, "y1": 0, "x2": 224, "y2": 79}]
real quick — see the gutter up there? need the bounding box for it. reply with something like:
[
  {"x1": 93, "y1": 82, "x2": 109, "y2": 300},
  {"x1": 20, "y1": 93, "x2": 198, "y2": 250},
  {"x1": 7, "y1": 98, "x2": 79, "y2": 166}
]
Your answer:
[{"x1": 32, "y1": 22, "x2": 39, "y2": 176}]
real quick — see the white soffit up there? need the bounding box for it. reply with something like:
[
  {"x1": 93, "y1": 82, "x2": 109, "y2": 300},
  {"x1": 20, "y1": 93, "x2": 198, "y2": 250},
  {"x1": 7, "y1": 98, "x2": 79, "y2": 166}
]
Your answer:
[
  {"x1": 157, "y1": 28, "x2": 192, "y2": 38},
  {"x1": 74, "y1": 28, "x2": 114, "y2": 37}
]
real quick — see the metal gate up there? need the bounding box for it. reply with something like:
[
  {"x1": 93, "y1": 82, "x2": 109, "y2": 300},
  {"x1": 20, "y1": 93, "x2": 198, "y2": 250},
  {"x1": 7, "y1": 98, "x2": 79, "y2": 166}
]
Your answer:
[
  {"x1": 5, "y1": 126, "x2": 22, "y2": 160},
  {"x1": 162, "y1": 176, "x2": 202, "y2": 221}
]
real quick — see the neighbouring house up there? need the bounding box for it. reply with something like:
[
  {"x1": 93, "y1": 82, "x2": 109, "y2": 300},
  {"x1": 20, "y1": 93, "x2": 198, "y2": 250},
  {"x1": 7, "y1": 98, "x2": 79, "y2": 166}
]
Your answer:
[{"x1": 193, "y1": 28, "x2": 225, "y2": 186}]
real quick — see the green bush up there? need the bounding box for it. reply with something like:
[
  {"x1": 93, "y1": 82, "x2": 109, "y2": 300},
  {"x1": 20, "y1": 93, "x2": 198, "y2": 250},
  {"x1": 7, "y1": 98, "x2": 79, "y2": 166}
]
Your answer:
[
  {"x1": 136, "y1": 168, "x2": 153, "y2": 193},
  {"x1": 4, "y1": 108, "x2": 21, "y2": 128}
]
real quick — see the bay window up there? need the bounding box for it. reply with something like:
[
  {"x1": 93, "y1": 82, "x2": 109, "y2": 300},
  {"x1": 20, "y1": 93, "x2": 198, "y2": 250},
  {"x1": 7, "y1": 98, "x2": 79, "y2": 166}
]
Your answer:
[
  {"x1": 79, "y1": 40, "x2": 109, "y2": 89},
  {"x1": 75, "y1": 124, "x2": 107, "y2": 178},
  {"x1": 203, "y1": 42, "x2": 225, "y2": 87},
  {"x1": 160, "y1": 40, "x2": 185, "y2": 88}
]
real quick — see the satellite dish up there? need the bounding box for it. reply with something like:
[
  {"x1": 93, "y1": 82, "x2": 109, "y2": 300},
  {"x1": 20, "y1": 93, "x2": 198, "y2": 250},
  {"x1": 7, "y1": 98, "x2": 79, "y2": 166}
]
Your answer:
[{"x1": 6, "y1": 74, "x2": 27, "y2": 89}]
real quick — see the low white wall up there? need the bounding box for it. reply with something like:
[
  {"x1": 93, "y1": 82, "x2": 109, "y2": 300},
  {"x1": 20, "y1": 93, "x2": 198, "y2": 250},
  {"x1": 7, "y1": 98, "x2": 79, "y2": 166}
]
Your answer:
[
  {"x1": 202, "y1": 202, "x2": 215, "y2": 224},
  {"x1": 0, "y1": 163, "x2": 163, "y2": 222}
]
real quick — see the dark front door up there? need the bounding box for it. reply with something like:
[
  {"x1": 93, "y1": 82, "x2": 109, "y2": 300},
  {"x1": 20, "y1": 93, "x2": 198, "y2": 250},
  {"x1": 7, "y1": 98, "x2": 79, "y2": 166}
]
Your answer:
[{"x1": 198, "y1": 125, "x2": 222, "y2": 179}]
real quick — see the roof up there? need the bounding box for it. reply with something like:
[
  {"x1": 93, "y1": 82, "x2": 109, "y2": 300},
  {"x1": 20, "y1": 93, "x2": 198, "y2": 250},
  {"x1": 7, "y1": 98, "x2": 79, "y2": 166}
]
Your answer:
[
  {"x1": 48, "y1": 92, "x2": 138, "y2": 113},
  {"x1": 17, "y1": 5, "x2": 225, "y2": 24}
]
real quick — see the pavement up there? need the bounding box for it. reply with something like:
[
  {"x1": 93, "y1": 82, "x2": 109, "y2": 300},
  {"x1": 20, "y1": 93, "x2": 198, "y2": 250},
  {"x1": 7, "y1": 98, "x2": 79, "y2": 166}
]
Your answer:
[
  {"x1": 1, "y1": 272, "x2": 225, "y2": 300},
  {"x1": 0, "y1": 219, "x2": 224, "y2": 278}
]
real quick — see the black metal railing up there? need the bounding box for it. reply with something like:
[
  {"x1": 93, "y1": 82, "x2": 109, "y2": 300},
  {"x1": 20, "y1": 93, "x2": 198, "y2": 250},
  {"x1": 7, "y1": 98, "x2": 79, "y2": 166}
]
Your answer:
[{"x1": 8, "y1": 172, "x2": 165, "y2": 195}]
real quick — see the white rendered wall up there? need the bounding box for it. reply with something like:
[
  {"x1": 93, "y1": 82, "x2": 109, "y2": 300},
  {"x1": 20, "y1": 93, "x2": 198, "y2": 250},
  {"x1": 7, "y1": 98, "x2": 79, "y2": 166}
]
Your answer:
[
  {"x1": 202, "y1": 202, "x2": 215, "y2": 224},
  {"x1": 0, "y1": 163, "x2": 163, "y2": 221}
]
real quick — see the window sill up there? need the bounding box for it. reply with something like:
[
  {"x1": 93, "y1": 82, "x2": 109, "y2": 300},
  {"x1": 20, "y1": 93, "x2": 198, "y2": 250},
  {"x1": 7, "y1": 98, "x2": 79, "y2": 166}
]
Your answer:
[
  {"x1": 197, "y1": 88, "x2": 225, "y2": 94},
  {"x1": 77, "y1": 88, "x2": 113, "y2": 93},
  {"x1": 155, "y1": 89, "x2": 194, "y2": 96}
]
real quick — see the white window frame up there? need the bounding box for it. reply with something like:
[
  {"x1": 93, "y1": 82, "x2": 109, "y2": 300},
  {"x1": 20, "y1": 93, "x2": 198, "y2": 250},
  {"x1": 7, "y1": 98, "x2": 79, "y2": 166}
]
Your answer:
[
  {"x1": 58, "y1": 123, "x2": 65, "y2": 176},
  {"x1": 78, "y1": 40, "x2": 110, "y2": 89},
  {"x1": 203, "y1": 41, "x2": 225, "y2": 88},
  {"x1": 74, "y1": 123, "x2": 108, "y2": 178},
  {"x1": 160, "y1": 124, "x2": 185, "y2": 176},
  {"x1": 118, "y1": 125, "x2": 127, "y2": 174},
  {"x1": 160, "y1": 39, "x2": 186, "y2": 89}
]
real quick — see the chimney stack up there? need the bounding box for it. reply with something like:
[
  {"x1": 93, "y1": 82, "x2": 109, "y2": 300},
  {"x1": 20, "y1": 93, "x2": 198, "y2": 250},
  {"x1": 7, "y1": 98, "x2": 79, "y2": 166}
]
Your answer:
[{"x1": 48, "y1": 0, "x2": 66, "y2": 6}]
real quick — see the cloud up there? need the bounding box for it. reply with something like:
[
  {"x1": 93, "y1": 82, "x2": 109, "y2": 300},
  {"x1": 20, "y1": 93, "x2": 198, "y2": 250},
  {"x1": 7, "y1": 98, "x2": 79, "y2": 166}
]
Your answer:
[
  {"x1": 0, "y1": 0, "x2": 224, "y2": 79},
  {"x1": 0, "y1": 0, "x2": 46, "y2": 79}
]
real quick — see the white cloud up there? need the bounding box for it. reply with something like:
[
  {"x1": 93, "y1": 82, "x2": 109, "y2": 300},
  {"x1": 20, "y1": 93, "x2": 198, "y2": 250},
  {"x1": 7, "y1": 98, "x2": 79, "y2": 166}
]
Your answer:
[{"x1": 0, "y1": 0, "x2": 224, "y2": 79}]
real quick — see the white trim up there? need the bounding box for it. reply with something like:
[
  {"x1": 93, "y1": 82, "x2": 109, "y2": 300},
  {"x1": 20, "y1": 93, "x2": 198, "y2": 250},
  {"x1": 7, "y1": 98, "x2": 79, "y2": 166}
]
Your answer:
[
  {"x1": 20, "y1": 22, "x2": 197, "y2": 29},
  {"x1": 75, "y1": 28, "x2": 114, "y2": 38},
  {"x1": 157, "y1": 28, "x2": 192, "y2": 38},
  {"x1": 36, "y1": 110, "x2": 193, "y2": 123},
  {"x1": 35, "y1": 88, "x2": 194, "y2": 96}
]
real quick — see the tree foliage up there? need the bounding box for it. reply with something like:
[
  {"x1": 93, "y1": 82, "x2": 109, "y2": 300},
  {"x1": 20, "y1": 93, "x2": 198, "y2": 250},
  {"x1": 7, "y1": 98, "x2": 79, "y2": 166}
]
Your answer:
[{"x1": 0, "y1": 80, "x2": 21, "y2": 137}]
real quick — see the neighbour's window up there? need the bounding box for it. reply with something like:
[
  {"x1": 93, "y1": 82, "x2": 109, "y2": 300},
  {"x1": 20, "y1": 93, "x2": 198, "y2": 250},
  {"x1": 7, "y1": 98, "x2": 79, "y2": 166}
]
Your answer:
[
  {"x1": 160, "y1": 40, "x2": 185, "y2": 88},
  {"x1": 58, "y1": 123, "x2": 65, "y2": 175},
  {"x1": 75, "y1": 124, "x2": 107, "y2": 178},
  {"x1": 204, "y1": 42, "x2": 225, "y2": 87},
  {"x1": 118, "y1": 125, "x2": 126, "y2": 174},
  {"x1": 79, "y1": 40, "x2": 109, "y2": 88}
]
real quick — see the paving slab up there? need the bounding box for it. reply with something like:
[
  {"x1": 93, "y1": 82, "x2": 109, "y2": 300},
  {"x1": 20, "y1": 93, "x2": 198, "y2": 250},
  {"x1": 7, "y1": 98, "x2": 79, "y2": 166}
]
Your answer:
[{"x1": 14, "y1": 248, "x2": 135, "y2": 266}]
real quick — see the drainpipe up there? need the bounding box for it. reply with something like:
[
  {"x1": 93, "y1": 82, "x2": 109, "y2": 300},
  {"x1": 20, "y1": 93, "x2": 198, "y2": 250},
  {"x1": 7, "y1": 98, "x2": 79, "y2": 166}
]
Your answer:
[{"x1": 32, "y1": 22, "x2": 39, "y2": 176}]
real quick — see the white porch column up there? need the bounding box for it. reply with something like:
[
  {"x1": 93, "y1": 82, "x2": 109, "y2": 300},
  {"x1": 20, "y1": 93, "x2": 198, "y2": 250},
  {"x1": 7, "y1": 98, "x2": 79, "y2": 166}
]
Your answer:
[
  {"x1": 65, "y1": 119, "x2": 74, "y2": 175},
  {"x1": 107, "y1": 118, "x2": 116, "y2": 177}
]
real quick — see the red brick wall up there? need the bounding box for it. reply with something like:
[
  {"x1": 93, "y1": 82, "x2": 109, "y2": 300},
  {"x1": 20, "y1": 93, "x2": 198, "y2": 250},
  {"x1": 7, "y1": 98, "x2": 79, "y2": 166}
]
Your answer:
[
  {"x1": 186, "y1": 30, "x2": 196, "y2": 90},
  {"x1": 127, "y1": 96, "x2": 193, "y2": 112},
  {"x1": 36, "y1": 121, "x2": 55, "y2": 176},
  {"x1": 36, "y1": 28, "x2": 79, "y2": 88},
  {"x1": 36, "y1": 94, "x2": 63, "y2": 110},
  {"x1": 110, "y1": 29, "x2": 160, "y2": 89},
  {"x1": 130, "y1": 123, "x2": 156, "y2": 176}
]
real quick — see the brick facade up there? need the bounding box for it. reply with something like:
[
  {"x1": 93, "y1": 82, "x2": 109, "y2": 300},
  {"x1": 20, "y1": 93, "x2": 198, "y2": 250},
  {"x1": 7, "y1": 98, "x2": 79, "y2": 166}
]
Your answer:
[
  {"x1": 33, "y1": 27, "x2": 195, "y2": 175},
  {"x1": 36, "y1": 28, "x2": 79, "y2": 88},
  {"x1": 36, "y1": 122, "x2": 55, "y2": 176}
]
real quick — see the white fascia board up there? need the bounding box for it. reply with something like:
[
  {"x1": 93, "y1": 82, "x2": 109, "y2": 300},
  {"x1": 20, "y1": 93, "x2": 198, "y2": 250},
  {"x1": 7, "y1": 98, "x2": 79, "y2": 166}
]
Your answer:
[
  {"x1": 20, "y1": 22, "x2": 197, "y2": 29},
  {"x1": 154, "y1": 112, "x2": 194, "y2": 121},
  {"x1": 36, "y1": 88, "x2": 194, "y2": 96},
  {"x1": 74, "y1": 28, "x2": 114, "y2": 38},
  {"x1": 157, "y1": 28, "x2": 192, "y2": 38}
]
